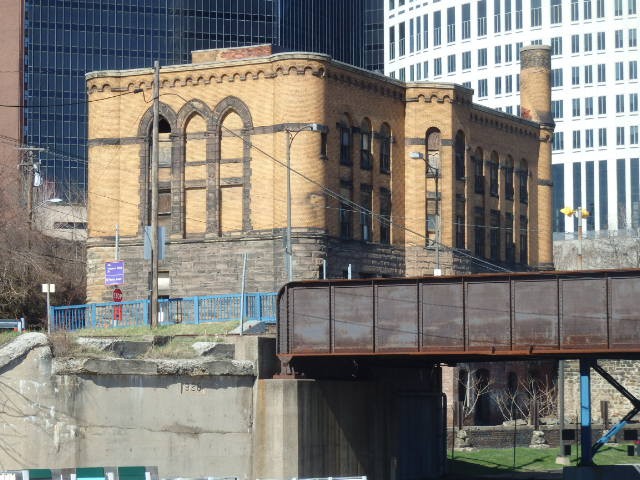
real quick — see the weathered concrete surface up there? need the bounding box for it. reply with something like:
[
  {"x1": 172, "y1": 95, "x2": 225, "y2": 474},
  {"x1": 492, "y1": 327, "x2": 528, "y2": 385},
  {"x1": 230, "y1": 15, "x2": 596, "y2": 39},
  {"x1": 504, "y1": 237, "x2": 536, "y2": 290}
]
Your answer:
[
  {"x1": 0, "y1": 333, "x2": 256, "y2": 477},
  {"x1": 0, "y1": 334, "x2": 444, "y2": 479},
  {"x1": 252, "y1": 368, "x2": 445, "y2": 480}
]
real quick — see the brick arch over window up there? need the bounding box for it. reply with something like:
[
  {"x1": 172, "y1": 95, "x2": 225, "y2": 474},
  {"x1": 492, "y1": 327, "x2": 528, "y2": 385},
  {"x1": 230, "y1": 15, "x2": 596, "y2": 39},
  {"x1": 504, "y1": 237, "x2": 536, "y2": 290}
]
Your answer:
[
  {"x1": 174, "y1": 100, "x2": 213, "y2": 238},
  {"x1": 137, "y1": 103, "x2": 178, "y2": 235},
  {"x1": 209, "y1": 96, "x2": 253, "y2": 234},
  {"x1": 137, "y1": 102, "x2": 178, "y2": 137},
  {"x1": 176, "y1": 99, "x2": 213, "y2": 133}
]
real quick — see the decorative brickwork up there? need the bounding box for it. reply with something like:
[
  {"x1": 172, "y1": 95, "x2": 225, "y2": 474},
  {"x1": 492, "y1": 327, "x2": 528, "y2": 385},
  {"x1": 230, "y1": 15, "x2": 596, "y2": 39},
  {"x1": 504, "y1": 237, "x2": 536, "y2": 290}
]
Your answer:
[{"x1": 86, "y1": 48, "x2": 552, "y2": 302}]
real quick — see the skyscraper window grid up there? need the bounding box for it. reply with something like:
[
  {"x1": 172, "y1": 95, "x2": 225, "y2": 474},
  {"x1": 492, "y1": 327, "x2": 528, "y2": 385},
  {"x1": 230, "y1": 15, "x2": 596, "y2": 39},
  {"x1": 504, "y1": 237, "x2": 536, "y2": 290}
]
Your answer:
[
  {"x1": 385, "y1": 0, "x2": 639, "y2": 234},
  {"x1": 20, "y1": 0, "x2": 383, "y2": 196}
]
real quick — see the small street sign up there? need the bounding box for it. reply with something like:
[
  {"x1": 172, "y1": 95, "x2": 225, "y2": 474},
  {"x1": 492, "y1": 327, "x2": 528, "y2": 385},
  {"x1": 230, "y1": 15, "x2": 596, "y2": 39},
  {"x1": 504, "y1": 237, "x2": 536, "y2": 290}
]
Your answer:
[{"x1": 105, "y1": 261, "x2": 125, "y2": 285}]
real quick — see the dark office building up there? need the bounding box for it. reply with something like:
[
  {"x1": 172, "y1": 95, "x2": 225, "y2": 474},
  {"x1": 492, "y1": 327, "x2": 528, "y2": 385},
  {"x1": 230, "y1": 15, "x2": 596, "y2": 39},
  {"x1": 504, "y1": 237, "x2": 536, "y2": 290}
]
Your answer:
[{"x1": 15, "y1": 0, "x2": 383, "y2": 195}]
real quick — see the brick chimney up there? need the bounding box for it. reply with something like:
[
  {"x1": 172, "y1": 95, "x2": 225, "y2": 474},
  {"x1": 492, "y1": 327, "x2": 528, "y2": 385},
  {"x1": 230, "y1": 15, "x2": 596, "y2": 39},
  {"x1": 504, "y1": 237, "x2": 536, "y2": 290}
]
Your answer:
[{"x1": 520, "y1": 44, "x2": 555, "y2": 270}]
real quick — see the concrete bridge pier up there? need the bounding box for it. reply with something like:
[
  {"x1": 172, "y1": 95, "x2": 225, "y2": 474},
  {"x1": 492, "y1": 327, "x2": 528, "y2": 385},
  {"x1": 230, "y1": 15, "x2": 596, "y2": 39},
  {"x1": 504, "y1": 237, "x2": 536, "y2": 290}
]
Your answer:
[{"x1": 252, "y1": 365, "x2": 445, "y2": 480}]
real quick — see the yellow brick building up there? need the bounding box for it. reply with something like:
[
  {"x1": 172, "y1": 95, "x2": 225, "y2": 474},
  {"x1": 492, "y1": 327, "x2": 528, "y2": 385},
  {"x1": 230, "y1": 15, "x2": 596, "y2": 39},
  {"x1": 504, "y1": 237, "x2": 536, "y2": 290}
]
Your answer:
[{"x1": 85, "y1": 45, "x2": 553, "y2": 302}]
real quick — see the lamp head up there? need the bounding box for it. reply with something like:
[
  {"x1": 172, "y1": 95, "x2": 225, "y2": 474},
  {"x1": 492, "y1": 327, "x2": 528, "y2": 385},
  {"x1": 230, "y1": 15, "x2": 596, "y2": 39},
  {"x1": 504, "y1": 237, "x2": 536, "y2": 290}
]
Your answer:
[{"x1": 560, "y1": 206, "x2": 575, "y2": 217}]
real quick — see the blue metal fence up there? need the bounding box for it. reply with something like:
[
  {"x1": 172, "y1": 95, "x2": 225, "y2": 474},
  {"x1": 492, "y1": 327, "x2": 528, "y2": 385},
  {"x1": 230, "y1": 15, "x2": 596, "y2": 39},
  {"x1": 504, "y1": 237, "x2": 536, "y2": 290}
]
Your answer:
[{"x1": 50, "y1": 292, "x2": 277, "y2": 332}]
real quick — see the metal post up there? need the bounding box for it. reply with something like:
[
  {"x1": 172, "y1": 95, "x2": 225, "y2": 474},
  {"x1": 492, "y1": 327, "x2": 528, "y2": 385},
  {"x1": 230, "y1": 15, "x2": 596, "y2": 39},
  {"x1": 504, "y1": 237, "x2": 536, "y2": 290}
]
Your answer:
[
  {"x1": 46, "y1": 289, "x2": 51, "y2": 334},
  {"x1": 286, "y1": 131, "x2": 293, "y2": 283},
  {"x1": 115, "y1": 224, "x2": 119, "y2": 260},
  {"x1": 559, "y1": 359, "x2": 566, "y2": 459},
  {"x1": 150, "y1": 60, "x2": 160, "y2": 329},
  {"x1": 435, "y1": 164, "x2": 441, "y2": 274},
  {"x1": 579, "y1": 358, "x2": 593, "y2": 466},
  {"x1": 240, "y1": 253, "x2": 247, "y2": 335},
  {"x1": 577, "y1": 207, "x2": 583, "y2": 269}
]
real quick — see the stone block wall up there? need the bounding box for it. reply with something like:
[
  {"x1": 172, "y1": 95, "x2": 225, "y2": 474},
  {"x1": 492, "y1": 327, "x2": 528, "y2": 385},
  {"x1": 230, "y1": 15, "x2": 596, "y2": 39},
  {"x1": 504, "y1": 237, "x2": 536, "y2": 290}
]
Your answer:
[{"x1": 563, "y1": 359, "x2": 640, "y2": 424}]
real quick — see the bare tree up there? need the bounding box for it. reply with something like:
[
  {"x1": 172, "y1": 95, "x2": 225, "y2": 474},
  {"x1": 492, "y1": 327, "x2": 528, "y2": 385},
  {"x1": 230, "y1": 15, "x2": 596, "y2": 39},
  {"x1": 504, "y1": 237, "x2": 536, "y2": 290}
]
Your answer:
[
  {"x1": 0, "y1": 177, "x2": 85, "y2": 328},
  {"x1": 457, "y1": 367, "x2": 494, "y2": 425},
  {"x1": 495, "y1": 374, "x2": 557, "y2": 424}
]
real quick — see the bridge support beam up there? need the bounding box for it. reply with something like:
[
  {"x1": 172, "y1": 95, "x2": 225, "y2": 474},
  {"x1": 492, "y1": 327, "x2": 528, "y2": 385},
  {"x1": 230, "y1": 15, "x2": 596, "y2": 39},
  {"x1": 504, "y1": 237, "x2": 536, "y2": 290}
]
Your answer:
[{"x1": 579, "y1": 358, "x2": 593, "y2": 466}]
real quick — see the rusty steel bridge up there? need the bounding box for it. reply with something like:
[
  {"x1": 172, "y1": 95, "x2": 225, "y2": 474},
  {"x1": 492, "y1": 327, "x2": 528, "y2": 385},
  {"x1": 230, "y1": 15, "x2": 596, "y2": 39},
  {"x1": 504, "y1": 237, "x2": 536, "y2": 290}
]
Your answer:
[{"x1": 277, "y1": 268, "x2": 640, "y2": 466}]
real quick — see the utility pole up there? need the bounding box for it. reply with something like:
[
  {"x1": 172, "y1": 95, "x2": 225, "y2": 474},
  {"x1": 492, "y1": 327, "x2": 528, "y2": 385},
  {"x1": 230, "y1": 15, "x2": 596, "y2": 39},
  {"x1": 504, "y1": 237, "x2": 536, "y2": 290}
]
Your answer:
[
  {"x1": 17, "y1": 147, "x2": 45, "y2": 231},
  {"x1": 150, "y1": 61, "x2": 160, "y2": 329},
  {"x1": 285, "y1": 124, "x2": 319, "y2": 283}
]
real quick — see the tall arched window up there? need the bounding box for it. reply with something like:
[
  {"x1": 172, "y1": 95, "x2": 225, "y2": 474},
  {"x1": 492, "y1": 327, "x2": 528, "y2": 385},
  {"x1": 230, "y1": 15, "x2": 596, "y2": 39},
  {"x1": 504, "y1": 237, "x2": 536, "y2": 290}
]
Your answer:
[
  {"x1": 148, "y1": 117, "x2": 173, "y2": 230},
  {"x1": 183, "y1": 114, "x2": 207, "y2": 237},
  {"x1": 474, "y1": 147, "x2": 484, "y2": 194},
  {"x1": 360, "y1": 118, "x2": 372, "y2": 170},
  {"x1": 504, "y1": 155, "x2": 514, "y2": 200},
  {"x1": 454, "y1": 130, "x2": 466, "y2": 179},
  {"x1": 474, "y1": 369, "x2": 492, "y2": 425},
  {"x1": 519, "y1": 158, "x2": 529, "y2": 204},
  {"x1": 379, "y1": 123, "x2": 391, "y2": 173},
  {"x1": 489, "y1": 151, "x2": 499, "y2": 197},
  {"x1": 426, "y1": 128, "x2": 441, "y2": 242},
  {"x1": 339, "y1": 117, "x2": 352, "y2": 166},
  {"x1": 219, "y1": 111, "x2": 245, "y2": 233}
]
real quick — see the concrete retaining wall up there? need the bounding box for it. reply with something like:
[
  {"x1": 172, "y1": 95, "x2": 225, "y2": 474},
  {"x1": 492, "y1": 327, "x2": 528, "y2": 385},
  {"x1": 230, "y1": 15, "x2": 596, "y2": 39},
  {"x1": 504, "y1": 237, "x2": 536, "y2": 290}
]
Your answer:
[
  {"x1": 0, "y1": 334, "x2": 445, "y2": 480},
  {"x1": 0, "y1": 334, "x2": 255, "y2": 477}
]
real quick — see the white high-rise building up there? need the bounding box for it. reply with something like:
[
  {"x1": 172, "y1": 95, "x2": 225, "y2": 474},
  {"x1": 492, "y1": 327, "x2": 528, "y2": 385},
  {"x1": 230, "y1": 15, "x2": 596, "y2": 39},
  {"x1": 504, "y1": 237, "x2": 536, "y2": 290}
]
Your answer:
[{"x1": 385, "y1": 0, "x2": 639, "y2": 235}]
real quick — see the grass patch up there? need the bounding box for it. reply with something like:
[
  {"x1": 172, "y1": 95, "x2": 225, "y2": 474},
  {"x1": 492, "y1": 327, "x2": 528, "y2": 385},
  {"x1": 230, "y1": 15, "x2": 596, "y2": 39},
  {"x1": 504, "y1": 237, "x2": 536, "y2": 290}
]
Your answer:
[
  {"x1": 0, "y1": 330, "x2": 22, "y2": 347},
  {"x1": 71, "y1": 321, "x2": 239, "y2": 338},
  {"x1": 448, "y1": 444, "x2": 640, "y2": 476}
]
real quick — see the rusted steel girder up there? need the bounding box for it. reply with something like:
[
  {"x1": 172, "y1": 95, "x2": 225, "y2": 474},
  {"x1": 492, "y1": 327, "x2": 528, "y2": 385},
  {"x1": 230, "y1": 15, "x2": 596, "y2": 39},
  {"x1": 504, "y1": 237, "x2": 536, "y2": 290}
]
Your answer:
[{"x1": 277, "y1": 269, "x2": 640, "y2": 361}]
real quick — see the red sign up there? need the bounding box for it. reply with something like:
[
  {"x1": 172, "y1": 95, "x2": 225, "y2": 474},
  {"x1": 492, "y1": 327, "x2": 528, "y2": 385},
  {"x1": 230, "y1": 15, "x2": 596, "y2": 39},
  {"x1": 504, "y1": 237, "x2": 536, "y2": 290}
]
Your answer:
[{"x1": 112, "y1": 288, "x2": 123, "y2": 303}]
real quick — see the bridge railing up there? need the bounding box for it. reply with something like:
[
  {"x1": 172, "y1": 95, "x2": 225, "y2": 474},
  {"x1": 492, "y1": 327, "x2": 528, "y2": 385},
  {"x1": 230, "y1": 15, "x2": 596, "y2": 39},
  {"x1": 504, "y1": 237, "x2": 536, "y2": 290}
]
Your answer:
[{"x1": 50, "y1": 292, "x2": 277, "y2": 332}]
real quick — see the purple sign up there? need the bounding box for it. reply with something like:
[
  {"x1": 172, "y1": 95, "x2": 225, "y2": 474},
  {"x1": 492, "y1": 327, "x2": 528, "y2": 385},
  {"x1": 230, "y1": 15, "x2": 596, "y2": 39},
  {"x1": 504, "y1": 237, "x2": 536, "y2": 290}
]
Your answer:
[{"x1": 105, "y1": 261, "x2": 125, "y2": 286}]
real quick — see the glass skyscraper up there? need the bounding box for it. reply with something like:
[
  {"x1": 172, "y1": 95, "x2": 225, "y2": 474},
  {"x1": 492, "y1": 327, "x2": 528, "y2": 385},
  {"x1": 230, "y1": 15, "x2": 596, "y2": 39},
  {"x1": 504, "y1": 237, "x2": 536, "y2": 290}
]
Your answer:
[{"x1": 22, "y1": 0, "x2": 383, "y2": 196}]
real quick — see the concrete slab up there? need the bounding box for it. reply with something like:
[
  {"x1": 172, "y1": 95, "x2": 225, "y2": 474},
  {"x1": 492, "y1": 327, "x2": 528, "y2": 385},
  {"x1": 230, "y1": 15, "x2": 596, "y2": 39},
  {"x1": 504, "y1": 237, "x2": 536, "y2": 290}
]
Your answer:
[
  {"x1": 229, "y1": 321, "x2": 269, "y2": 335},
  {"x1": 563, "y1": 465, "x2": 640, "y2": 479}
]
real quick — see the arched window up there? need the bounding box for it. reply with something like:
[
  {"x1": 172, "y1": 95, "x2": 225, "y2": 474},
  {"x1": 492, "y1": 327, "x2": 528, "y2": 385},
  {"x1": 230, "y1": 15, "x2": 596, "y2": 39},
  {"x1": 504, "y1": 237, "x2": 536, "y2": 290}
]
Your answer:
[
  {"x1": 219, "y1": 111, "x2": 245, "y2": 233},
  {"x1": 504, "y1": 155, "x2": 514, "y2": 200},
  {"x1": 426, "y1": 128, "x2": 441, "y2": 242},
  {"x1": 183, "y1": 114, "x2": 207, "y2": 237},
  {"x1": 426, "y1": 128, "x2": 441, "y2": 172},
  {"x1": 489, "y1": 151, "x2": 499, "y2": 197},
  {"x1": 380, "y1": 187, "x2": 391, "y2": 244},
  {"x1": 474, "y1": 147, "x2": 484, "y2": 194},
  {"x1": 454, "y1": 130, "x2": 466, "y2": 179},
  {"x1": 379, "y1": 123, "x2": 391, "y2": 173},
  {"x1": 360, "y1": 118, "x2": 372, "y2": 170},
  {"x1": 519, "y1": 158, "x2": 529, "y2": 204},
  {"x1": 148, "y1": 117, "x2": 173, "y2": 231},
  {"x1": 474, "y1": 369, "x2": 492, "y2": 425},
  {"x1": 339, "y1": 117, "x2": 352, "y2": 166}
]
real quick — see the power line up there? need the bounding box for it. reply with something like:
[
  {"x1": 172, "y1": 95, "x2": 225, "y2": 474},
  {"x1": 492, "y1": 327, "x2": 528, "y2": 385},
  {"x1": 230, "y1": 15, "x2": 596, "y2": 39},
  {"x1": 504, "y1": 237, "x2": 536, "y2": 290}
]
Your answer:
[
  {"x1": 0, "y1": 89, "x2": 137, "y2": 109},
  {"x1": 217, "y1": 123, "x2": 512, "y2": 273}
]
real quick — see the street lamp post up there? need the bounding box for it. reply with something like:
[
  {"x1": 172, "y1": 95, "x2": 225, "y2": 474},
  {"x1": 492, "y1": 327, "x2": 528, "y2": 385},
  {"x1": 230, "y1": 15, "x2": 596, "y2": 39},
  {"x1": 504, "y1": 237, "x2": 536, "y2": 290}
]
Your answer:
[
  {"x1": 42, "y1": 283, "x2": 55, "y2": 334},
  {"x1": 411, "y1": 151, "x2": 441, "y2": 275},
  {"x1": 285, "y1": 124, "x2": 319, "y2": 283},
  {"x1": 560, "y1": 206, "x2": 590, "y2": 270}
]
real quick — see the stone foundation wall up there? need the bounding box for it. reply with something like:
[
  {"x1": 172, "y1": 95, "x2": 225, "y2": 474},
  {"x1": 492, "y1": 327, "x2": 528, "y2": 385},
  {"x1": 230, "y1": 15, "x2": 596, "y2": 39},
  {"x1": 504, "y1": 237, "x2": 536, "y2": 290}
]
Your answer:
[
  {"x1": 447, "y1": 424, "x2": 639, "y2": 450},
  {"x1": 563, "y1": 359, "x2": 640, "y2": 423},
  {"x1": 87, "y1": 231, "x2": 415, "y2": 303}
]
